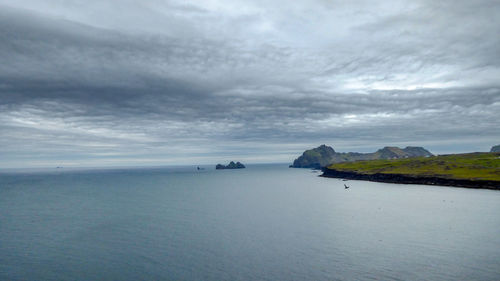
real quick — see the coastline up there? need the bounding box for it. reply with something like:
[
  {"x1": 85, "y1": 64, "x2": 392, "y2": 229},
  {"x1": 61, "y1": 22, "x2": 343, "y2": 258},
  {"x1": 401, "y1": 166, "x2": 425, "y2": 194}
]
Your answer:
[{"x1": 321, "y1": 168, "x2": 500, "y2": 190}]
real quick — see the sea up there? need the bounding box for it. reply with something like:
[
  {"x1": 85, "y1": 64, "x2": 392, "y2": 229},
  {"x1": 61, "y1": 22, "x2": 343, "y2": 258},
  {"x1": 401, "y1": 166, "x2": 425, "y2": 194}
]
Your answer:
[{"x1": 1, "y1": 164, "x2": 499, "y2": 281}]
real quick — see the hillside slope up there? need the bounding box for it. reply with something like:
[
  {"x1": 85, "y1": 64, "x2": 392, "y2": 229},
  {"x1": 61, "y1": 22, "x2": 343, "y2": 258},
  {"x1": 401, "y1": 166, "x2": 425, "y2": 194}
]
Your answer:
[{"x1": 323, "y1": 152, "x2": 500, "y2": 189}]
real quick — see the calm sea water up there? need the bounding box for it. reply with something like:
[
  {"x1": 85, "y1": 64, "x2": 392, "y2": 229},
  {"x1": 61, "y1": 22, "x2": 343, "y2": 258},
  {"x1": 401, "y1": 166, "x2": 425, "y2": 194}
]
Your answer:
[{"x1": 1, "y1": 164, "x2": 499, "y2": 281}]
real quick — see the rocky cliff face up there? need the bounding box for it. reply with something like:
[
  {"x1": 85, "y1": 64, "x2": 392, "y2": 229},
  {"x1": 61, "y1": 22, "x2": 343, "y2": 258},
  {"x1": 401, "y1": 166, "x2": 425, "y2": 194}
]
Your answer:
[
  {"x1": 491, "y1": 145, "x2": 500, "y2": 153},
  {"x1": 291, "y1": 145, "x2": 433, "y2": 168}
]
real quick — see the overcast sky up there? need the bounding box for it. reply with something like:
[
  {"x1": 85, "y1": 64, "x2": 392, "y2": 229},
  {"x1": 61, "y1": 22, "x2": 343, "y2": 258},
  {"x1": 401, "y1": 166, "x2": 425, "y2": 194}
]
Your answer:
[{"x1": 1, "y1": 0, "x2": 499, "y2": 168}]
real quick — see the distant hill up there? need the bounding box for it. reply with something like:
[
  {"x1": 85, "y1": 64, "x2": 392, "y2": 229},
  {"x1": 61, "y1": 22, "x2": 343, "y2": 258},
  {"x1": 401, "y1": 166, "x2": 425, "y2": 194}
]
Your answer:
[
  {"x1": 291, "y1": 145, "x2": 433, "y2": 168},
  {"x1": 491, "y1": 145, "x2": 500, "y2": 153},
  {"x1": 216, "y1": 161, "x2": 245, "y2": 169},
  {"x1": 290, "y1": 145, "x2": 337, "y2": 169}
]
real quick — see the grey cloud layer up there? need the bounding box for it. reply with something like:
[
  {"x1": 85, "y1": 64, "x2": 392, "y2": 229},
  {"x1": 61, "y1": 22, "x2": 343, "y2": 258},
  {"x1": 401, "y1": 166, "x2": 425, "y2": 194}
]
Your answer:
[{"x1": 0, "y1": 0, "x2": 499, "y2": 167}]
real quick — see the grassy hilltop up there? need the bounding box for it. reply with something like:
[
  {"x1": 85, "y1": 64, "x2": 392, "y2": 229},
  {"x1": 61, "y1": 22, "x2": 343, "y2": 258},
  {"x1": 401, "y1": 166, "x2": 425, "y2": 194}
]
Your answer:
[{"x1": 327, "y1": 152, "x2": 500, "y2": 182}]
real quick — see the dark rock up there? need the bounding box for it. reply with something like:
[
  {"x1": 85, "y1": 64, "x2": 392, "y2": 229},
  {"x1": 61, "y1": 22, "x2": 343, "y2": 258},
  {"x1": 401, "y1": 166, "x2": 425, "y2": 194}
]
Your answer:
[
  {"x1": 216, "y1": 161, "x2": 246, "y2": 169},
  {"x1": 491, "y1": 145, "x2": 500, "y2": 153}
]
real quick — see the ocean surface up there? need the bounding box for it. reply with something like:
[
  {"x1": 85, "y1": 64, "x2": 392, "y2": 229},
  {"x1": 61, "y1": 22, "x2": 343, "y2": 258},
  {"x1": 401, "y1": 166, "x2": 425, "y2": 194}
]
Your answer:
[{"x1": 1, "y1": 164, "x2": 500, "y2": 281}]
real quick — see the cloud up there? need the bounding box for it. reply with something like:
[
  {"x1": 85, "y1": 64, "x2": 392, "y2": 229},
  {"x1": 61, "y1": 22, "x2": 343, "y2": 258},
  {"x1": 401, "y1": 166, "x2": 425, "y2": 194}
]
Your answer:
[{"x1": 0, "y1": 0, "x2": 499, "y2": 167}]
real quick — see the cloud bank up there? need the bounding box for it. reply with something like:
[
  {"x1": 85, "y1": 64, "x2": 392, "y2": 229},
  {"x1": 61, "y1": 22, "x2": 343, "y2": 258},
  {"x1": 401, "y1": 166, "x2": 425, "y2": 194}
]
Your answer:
[{"x1": 0, "y1": 0, "x2": 499, "y2": 167}]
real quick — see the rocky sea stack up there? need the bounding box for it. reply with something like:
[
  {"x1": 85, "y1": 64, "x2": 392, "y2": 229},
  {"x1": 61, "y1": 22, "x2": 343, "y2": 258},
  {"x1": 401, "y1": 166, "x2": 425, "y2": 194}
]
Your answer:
[{"x1": 216, "y1": 161, "x2": 246, "y2": 169}]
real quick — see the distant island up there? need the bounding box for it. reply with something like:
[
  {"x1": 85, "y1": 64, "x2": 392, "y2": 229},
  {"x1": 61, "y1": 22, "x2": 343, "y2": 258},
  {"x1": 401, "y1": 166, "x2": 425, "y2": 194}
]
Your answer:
[
  {"x1": 290, "y1": 144, "x2": 433, "y2": 169},
  {"x1": 216, "y1": 161, "x2": 246, "y2": 169},
  {"x1": 322, "y1": 152, "x2": 500, "y2": 190}
]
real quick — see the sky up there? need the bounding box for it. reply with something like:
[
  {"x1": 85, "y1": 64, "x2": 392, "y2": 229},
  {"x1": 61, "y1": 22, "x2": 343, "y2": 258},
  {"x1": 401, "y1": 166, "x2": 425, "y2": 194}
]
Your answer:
[{"x1": 0, "y1": 0, "x2": 499, "y2": 168}]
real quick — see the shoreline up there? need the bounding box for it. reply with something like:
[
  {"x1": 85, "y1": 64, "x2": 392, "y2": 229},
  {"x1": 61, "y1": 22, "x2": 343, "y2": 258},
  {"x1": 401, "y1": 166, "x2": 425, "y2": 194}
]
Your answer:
[{"x1": 321, "y1": 169, "x2": 500, "y2": 190}]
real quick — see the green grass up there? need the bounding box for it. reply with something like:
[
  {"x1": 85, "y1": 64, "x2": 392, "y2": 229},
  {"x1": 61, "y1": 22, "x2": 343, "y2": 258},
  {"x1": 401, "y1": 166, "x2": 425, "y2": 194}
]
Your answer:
[{"x1": 327, "y1": 152, "x2": 500, "y2": 181}]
